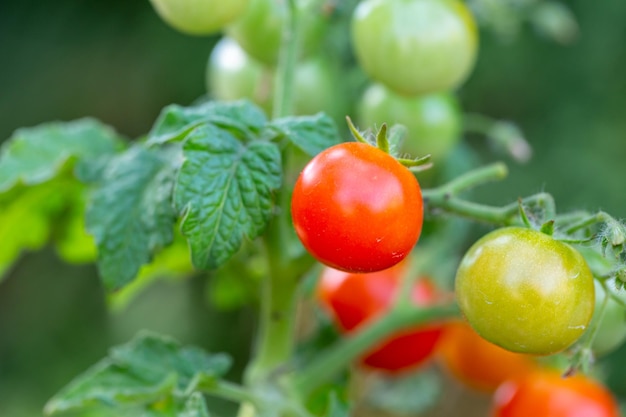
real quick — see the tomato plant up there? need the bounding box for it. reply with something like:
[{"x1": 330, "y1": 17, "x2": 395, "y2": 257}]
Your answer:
[
  {"x1": 291, "y1": 141, "x2": 423, "y2": 273},
  {"x1": 493, "y1": 370, "x2": 619, "y2": 417},
  {"x1": 438, "y1": 321, "x2": 537, "y2": 392},
  {"x1": 317, "y1": 262, "x2": 443, "y2": 372},
  {"x1": 149, "y1": 0, "x2": 249, "y2": 35},
  {"x1": 455, "y1": 227, "x2": 595, "y2": 355},
  {"x1": 225, "y1": 0, "x2": 326, "y2": 66},
  {"x1": 357, "y1": 83, "x2": 461, "y2": 162},
  {"x1": 352, "y1": 0, "x2": 478, "y2": 96},
  {"x1": 4, "y1": 1, "x2": 625, "y2": 417}
]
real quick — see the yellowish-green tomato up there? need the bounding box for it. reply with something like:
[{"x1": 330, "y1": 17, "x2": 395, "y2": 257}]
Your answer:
[
  {"x1": 357, "y1": 83, "x2": 461, "y2": 162},
  {"x1": 352, "y1": 0, "x2": 478, "y2": 96},
  {"x1": 455, "y1": 227, "x2": 595, "y2": 355},
  {"x1": 149, "y1": 0, "x2": 249, "y2": 35}
]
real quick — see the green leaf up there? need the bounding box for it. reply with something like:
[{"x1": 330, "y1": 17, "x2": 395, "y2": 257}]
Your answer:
[
  {"x1": 179, "y1": 393, "x2": 210, "y2": 417},
  {"x1": 0, "y1": 183, "x2": 67, "y2": 280},
  {"x1": 0, "y1": 118, "x2": 124, "y2": 192},
  {"x1": 86, "y1": 145, "x2": 178, "y2": 290},
  {"x1": 107, "y1": 232, "x2": 194, "y2": 312},
  {"x1": 54, "y1": 188, "x2": 98, "y2": 264},
  {"x1": 45, "y1": 331, "x2": 231, "y2": 416},
  {"x1": 148, "y1": 100, "x2": 267, "y2": 145},
  {"x1": 269, "y1": 113, "x2": 342, "y2": 156},
  {"x1": 174, "y1": 124, "x2": 281, "y2": 270}
]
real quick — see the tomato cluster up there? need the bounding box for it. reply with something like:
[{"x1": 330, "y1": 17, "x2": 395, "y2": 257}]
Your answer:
[
  {"x1": 316, "y1": 261, "x2": 443, "y2": 372},
  {"x1": 147, "y1": 0, "x2": 624, "y2": 415}
]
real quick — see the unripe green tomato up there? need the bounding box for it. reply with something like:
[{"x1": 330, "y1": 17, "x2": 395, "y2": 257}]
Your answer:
[
  {"x1": 207, "y1": 37, "x2": 347, "y2": 122},
  {"x1": 590, "y1": 280, "x2": 626, "y2": 356},
  {"x1": 207, "y1": 37, "x2": 273, "y2": 113},
  {"x1": 149, "y1": 0, "x2": 250, "y2": 35},
  {"x1": 352, "y1": 0, "x2": 478, "y2": 96},
  {"x1": 357, "y1": 83, "x2": 461, "y2": 162},
  {"x1": 225, "y1": 0, "x2": 327, "y2": 66},
  {"x1": 455, "y1": 227, "x2": 595, "y2": 355}
]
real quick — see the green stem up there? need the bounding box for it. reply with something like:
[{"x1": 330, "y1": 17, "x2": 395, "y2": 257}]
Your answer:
[
  {"x1": 273, "y1": 0, "x2": 299, "y2": 119},
  {"x1": 422, "y1": 162, "x2": 508, "y2": 198},
  {"x1": 293, "y1": 303, "x2": 459, "y2": 396},
  {"x1": 200, "y1": 380, "x2": 262, "y2": 408}
]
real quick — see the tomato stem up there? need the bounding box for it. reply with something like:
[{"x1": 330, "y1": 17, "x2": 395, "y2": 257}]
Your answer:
[{"x1": 272, "y1": 0, "x2": 299, "y2": 119}]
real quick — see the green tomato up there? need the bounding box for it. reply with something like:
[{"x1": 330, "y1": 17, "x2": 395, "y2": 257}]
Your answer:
[
  {"x1": 357, "y1": 83, "x2": 461, "y2": 162},
  {"x1": 149, "y1": 0, "x2": 250, "y2": 35},
  {"x1": 590, "y1": 280, "x2": 626, "y2": 356},
  {"x1": 207, "y1": 37, "x2": 347, "y2": 122},
  {"x1": 352, "y1": 0, "x2": 478, "y2": 96},
  {"x1": 225, "y1": 0, "x2": 327, "y2": 66},
  {"x1": 207, "y1": 37, "x2": 273, "y2": 113},
  {"x1": 455, "y1": 227, "x2": 595, "y2": 355}
]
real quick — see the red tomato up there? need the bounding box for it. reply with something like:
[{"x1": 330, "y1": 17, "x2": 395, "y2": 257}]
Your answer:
[
  {"x1": 493, "y1": 370, "x2": 619, "y2": 417},
  {"x1": 291, "y1": 142, "x2": 423, "y2": 273},
  {"x1": 438, "y1": 321, "x2": 537, "y2": 392},
  {"x1": 317, "y1": 262, "x2": 443, "y2": 372}
]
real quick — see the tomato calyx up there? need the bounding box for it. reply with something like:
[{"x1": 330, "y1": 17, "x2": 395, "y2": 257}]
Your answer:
[{"x1": 346, "y1": 116, "x2": 433, "y2": 172}]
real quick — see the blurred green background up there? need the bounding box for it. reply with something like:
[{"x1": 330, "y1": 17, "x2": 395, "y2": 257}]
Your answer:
[{"x1": 1, "y1": 0, "x2": 625, "y2": 416}]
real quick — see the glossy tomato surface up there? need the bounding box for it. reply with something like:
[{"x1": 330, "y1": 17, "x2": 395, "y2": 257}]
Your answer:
[
  {"x1": 455, "y1": 227, "x2": 595, "y2": 355},
  {"x1": 493, "y1": 371, "x2": 619, "y2": 417},
  {"x1": 291, "y1": 142, "x2": 423, "y2": 273},
  {"x1": 150, "y1": 0, "x2": 249, "y2": 35},
  {"x1": 351, "y1": 0, "x2": 478, "y2": 96},
  {"x1": 357, "y1": 83, "x2": 461, "y2": 161},
  {"x1": 226, "y1": 0, "x2": 326, "y2": 66},
  {"x1": 317, "y1": 262, "x2": 443, "y2": 372},
  {"x1": 438, "y1": 321, "x2": 536, "y2": 392}
]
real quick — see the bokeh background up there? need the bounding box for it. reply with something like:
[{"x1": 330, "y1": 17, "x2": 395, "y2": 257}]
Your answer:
[{"x1": 1, "y1": 0, "x2": 625, "y2": 416}]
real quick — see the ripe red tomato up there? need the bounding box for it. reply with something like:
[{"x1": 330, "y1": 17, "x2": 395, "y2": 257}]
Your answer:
[
  {"x1": 291, "y1": 142, "x2": 423, "y2": 273},
  {"x1": 455, "y1": 227, "x2": 595, "y2": 355},
  {"x1": 351, "y1": 0, "x2": 478, "y2": 96},
  {"x1": 317, "y1": 262, "x2": 443, "y2": 372},
  {"x1": 437, "y1": 321, "x2": 537, "y2": 392},
  {"x1": 492, "y1": 370, "x2": 619, "y2": 417},
  {"x1": 149, "y1": 0, "x2": 249, "y2": 35}
]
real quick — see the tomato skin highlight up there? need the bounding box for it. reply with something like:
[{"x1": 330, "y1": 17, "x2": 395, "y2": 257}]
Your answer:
[
  {"x1": 492, "y1": 371, "x2": 619, "y2": 417},
  {"x1": 437, "y1": 321, "x2": 536, "y2": 392},
  {"x1": 291, "y1": 142, "x2": 423, "y2": 273},
  {"x1": 455, "y1": 227, "x2": 595, "y2": 355},
  {"x1": 317, "y1": 263, "x2": 443, "y2": 372}
]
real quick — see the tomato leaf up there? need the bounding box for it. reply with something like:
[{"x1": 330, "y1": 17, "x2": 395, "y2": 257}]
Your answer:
[
  {"x1": 0, "y1": 118, "x2": 125, "y2": 192},
  {"x1": 86, "y1": 145, "x2": 178, "y2": 290},
  {"x1": 148, "y1": 100, "x2": 267, "y2": 145},
  {"x1": 174, "y1": 124, "x2": 281, "y2": 270},
  {"x1": 269, "y1": 113, "x2": 342, "y2": 156},
  {"x1": 44, "y1": 331, "x2": 231, "y2": 416},
  {"x1": 0, "y1": 184, "x2": 67, "y2": 281}
]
